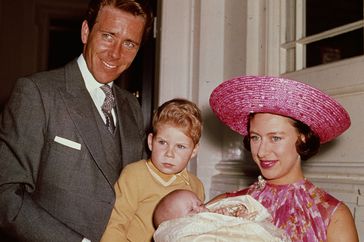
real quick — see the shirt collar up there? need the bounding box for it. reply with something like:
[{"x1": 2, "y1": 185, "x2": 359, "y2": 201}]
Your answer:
[{"x1": 77, "y1": 54, "x2": 113, "y2": 93}]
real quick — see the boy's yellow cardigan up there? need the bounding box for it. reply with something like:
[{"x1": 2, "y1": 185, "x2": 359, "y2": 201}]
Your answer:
[{"x1": 101, "y1": 159, "x2": 205, "y2": 242}]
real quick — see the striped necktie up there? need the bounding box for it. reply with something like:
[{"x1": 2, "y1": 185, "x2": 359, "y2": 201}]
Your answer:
[{"x1": 100, "y1": 84, "x2": 116, "y2": 134}]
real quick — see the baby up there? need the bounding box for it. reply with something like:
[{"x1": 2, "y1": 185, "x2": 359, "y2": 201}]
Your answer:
[
  {"x1": 153, "y1": 189, "x2": 209, "y2": 227},
  {"x1": 153, "y1": 189, "x2": 291, "y2": 242},
  {"x1": 153, "y1": 189, "x2": 255, "y2": 227}
]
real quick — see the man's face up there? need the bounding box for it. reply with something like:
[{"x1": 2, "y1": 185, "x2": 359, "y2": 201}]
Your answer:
[{"x1": 81, "y1": 5, "x2": 146, "y2": 84}]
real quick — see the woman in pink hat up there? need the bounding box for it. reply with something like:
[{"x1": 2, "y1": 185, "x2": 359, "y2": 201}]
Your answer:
[{"x1": 208, "y1": 76, "x2": 358, "y2": 242}]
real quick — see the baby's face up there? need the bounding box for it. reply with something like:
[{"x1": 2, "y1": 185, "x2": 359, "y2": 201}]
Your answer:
[{"x1": 175, "y1": 192, "x2": 207, "y2": 217}]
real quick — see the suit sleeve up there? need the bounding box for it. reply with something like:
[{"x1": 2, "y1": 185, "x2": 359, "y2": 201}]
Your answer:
[{"x1": 0, "y1": 78, "x2": 83, "y2": 242}]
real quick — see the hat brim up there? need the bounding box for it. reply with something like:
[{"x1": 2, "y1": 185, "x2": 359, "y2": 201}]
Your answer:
[{"x1": 209, "y1": 76, "x2": 351, "y2": 144}]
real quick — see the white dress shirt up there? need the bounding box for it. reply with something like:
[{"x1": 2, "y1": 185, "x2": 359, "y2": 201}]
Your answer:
[{"x1": 77, "y1": 54, "x2": 116, "y2": 126}]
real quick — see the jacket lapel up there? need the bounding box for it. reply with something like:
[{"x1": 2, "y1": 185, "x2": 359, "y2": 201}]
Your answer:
[
  {"x1": 60, "y1": 60, "x2": 116, "y2": 188},
  {"x1": 113, "y1": 87, "x2": 143, "y2": 167}
]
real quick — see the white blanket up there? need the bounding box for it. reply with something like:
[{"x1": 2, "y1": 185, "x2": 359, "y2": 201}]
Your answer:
[{"x1": 153, "y1": 195, "x2": 291, "y2": 242}]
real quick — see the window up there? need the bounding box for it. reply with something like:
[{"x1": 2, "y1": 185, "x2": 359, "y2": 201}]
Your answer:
[{"x1": 281, "y1": 0, "x2": 364, "y2": 72}]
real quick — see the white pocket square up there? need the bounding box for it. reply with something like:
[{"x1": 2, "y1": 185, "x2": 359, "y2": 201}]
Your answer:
[{"x1": 54, "y1": 136, "x2": 81, "y2": 150}]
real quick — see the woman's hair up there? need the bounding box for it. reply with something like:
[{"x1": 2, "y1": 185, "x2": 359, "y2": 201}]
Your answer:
[
  {"x1": 84, "y1": 0, "x2": 153, "y2": 43},
  {"x1": 243, "y1": 113, "x2": 320, "y2": 160},
  {"x1": 152, "y1": 98, "x2": 203, "y2": 145}
]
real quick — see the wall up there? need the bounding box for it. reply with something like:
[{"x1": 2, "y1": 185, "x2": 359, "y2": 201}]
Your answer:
[
  {"x1": 0, "y1": 0, "x2": 88, "y2": 110},
  {"x1": 284, "y1": 57, "x2": 364, "y2": 238},
  {"x1": 158, "y1": 0, "x2": 247, "y2": 199}
]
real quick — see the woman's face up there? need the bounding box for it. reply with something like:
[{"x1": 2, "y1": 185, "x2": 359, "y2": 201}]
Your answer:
[{"x1": 249, "y1": 113, "x2": 304, "y2": 185}]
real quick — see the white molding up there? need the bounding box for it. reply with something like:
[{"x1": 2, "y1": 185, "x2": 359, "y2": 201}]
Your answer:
[
  {"x1": 158, "y1": 0, "x2": 196, "y2": 104},
  {"x1": 283, "y1": 55, "x2": 364, "y2": 90},
  {"x1": 245, "y1": 0, "x2": 265, "y2": 75},
  {"x1": 266, "y1": 0, "x2": 281, "y2": 75}
]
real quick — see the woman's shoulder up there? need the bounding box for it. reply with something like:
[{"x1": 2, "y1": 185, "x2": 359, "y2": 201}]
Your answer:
[
  {"x1": 303, "y1": 179, "x2": 341, "y2": 209},
  {"x1": 327, "y1": 203, "x2": 359, "y2": 241}
]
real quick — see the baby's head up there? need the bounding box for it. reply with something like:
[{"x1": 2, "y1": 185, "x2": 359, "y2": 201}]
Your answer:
[{"x1": 153, "y1": 189, "x2": 207, "y2": 228}]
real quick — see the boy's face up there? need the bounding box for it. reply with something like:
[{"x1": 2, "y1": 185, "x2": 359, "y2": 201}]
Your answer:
[{"x1": 148, "y1": 124, "x2": 199, "y2": 175}]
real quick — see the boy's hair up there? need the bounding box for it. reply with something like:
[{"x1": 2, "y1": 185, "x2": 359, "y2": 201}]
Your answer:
[{"x1": 152, "y1": 98, "x2": 202, "y2": 145}]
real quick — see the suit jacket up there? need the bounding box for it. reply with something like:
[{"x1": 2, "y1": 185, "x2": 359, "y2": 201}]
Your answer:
[{"x1": 0, "y1": 60, "x2": 147, "y2": 242}]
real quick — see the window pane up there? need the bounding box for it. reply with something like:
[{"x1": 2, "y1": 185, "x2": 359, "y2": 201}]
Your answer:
[
  {"x1": 306, "y1": 29, "x2": 364, "y2": 67},
  {"x1": 306, "y1": 0, "x2": 363, "y2": 35}
]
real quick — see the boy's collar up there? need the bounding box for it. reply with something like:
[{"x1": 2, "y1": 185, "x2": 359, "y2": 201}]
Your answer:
[{"x1": 146, "y1": 160, "x2": 190, "y2": 186}]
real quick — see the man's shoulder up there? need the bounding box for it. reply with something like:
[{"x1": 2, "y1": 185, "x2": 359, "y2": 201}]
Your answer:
[{"x1": 23, "y1": 59, "x2": 77, "y2": 85}]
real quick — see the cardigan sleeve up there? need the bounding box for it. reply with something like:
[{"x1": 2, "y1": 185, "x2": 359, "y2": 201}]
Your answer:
[
  {"x1": 100, "y1": 163, "x2": 140, "y2": 242},
  {"x1": 188, "y1": 173, "x2": 206, "y2": 203}
]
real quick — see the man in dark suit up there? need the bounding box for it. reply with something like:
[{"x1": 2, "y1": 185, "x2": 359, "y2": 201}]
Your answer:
[{"x1": 0, "y1": 0, "x2": 152, "y2": 241}]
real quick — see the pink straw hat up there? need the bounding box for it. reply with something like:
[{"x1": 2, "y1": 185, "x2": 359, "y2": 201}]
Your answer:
[{"x1": 209, "y1": 76, "x2": 351, "y2": 144}]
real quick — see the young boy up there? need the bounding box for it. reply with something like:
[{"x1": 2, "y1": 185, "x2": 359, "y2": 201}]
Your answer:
[
  {"x1": 153, "y1": 189, "x2": 291, "y2": 242},
  {"x1": 100, "y1": 98, "x2": 205, "y2": 242}
]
